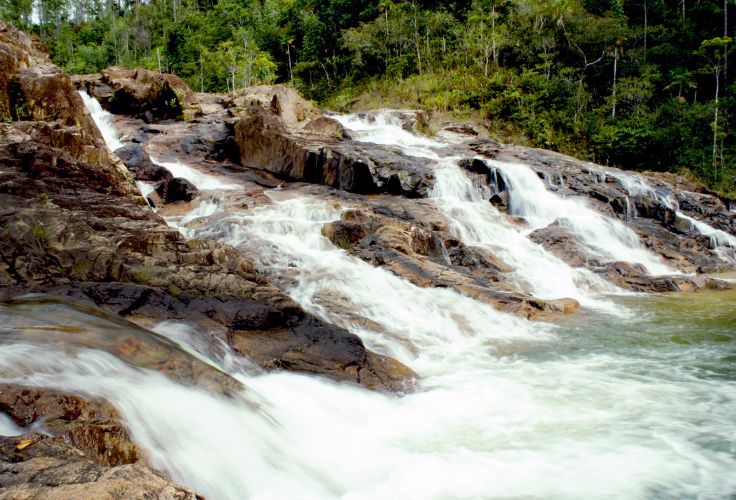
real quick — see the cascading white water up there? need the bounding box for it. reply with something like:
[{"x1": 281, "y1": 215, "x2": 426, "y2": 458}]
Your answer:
[
  {"x1": 335, "y1": 112, "x2": 626, "y2": 304},
  {"x1": 0, "y1": 413, "x2": 24, "y2": 436},
  {"x1": 149, "y1": 156, "x2": 241, "y2": 191},
  {"x1": 610, "y1": 170, "x2": 736, "y2": 263},
  {"x1": 490, "y1": 160, "x2": 676, "y2": 276},
  {"x1": 5, "y1": 293, "x2": 736, "y2": 499},
  {"x1": 7, "y1": 106, "x2": 733, "y2": 498},
  {"x1": 431, "y1": 160, "x2": 620, "y2": 307},
  {"x1": 333, "y1": 113, "x2": 441, "y2": 159},
  {"x1": 78, "y1": 91, "x2": 124, "y2": 151},
  {"x1": 197, "y1": 194, "x2": 551, "y2": 371}
]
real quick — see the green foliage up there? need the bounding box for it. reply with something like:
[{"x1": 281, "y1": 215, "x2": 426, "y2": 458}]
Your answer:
[
  {"x1": 0, "y1": 0, "x2": 732, "y2": 192},
  {"x1": 31, "y1": 225, "x2": 54, "y2": 242},
  {"x1": 36, "y1": 192, "x2": 51, "y2": 205},
  {"x1": 70, "y1": 261, "x2": 92, "y2": 279}
]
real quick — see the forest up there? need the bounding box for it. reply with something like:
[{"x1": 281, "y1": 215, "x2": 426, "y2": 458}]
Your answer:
[{"x1": 2, "y1": 0, "x2": 734, "y2": 194}]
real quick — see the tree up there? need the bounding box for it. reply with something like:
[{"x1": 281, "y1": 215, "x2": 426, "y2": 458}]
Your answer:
[{"x1": 700, "y1": 36, "x2": 732, "y2": 176}]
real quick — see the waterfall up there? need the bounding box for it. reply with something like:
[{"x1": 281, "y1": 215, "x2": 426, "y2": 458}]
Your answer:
[
  {"x1": 195, "y1": 194, "x2": 550, "y2": 371},
  {"x1": 430, "y1": 160, "x2": 620, "y2": 307},
  {"x1": 490, "y1": 160, "x2": 676, "y2": 276},
  {"x1": 7, "y1": 106, "x2": 734, "y2": 499},
  {"x1": 149, "y1": 156, "x2": 241, "y2": 191},
  {"x1": 610, "y1": 170, "x2": 736, "y2": 263},
  {"x1": 78, "y1": 91, "x2": 124, "y2": 151}
]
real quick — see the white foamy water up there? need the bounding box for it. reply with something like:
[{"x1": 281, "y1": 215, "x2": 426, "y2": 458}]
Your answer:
[
  {"x1": 150, "y1": 157, "x2": 241, "y2": 191},
  {"x1": 430, "y1": 161, "x2": 620, "y2": 307},
  {"x1": 610, "y1": 170, "x2": 736, "y2": 263},
  {"x1": 491, "y1": 160, "x2": 676, "y2": 276},
  {"x1": 197, "y1": 194, "x2": 550, "y2": 372},
  {"x1": 334, "y1": 112, "x2": 623, "y2": 305},
  {"x1": 5, "y1": 302, "x2": 736, "y2": 500},
  {"x1": 0, "y1": 413, "x2": 24, "y2": 436},
  {"x1": 333, "y1": 112, "x2": 442, "y2": 159},
  {"x1": 78, "y1": 91, "x2": 124, "y2": 151},
  {"x1": 4, "y1": 107, "x2": 732, "y2": 499}
]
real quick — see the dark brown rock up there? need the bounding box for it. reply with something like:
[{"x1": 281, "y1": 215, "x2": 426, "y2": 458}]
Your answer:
[
  {"x1": 0, "y1": 433, "x2": 201, "y2": 499},
  {"x1": 155, "y1": 177, "x2": 198, "y2": 203},
  {"x1": 230, "y1": 86, "x2": 435, "y2": 197},
  {"x1": 115, "y1": 143, "x2": 172, "y2": 181},
  {"x1": 73, "y1": 67, "x2": 201, "y2": 122}
]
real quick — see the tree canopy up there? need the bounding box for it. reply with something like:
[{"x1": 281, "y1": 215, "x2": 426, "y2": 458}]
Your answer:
[{"x1": 3, "y1": 0, "x2": 734, "y2": 194}]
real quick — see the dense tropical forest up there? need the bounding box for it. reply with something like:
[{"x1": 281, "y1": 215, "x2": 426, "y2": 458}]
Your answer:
[{"x1": 2, "y1": 0, "x2": 734, "y2": 193}]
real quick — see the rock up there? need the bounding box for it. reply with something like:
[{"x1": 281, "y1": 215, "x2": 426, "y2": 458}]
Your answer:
[
  {"x1": 0, "y1": 129, "x2": 414, "y2": 391},
  {"x1": 0, "y1": 385, "x2": 139, "y2": 467},
  {"x1": 230, "y1": 85, "x2": 435, "y2": 197},
  {"x1": 0, "y1": 22, "x2": 119, "y2": 172},
  {"x1": 115, "y1": 143, "x2": 172, "y2": 181},
  {"x1": 490, "y1": 191, "x2": 509, "y2": 211},
  {"x1": 321, "y1": 207, "x2": 580, "y2": 318},
  {"x1": 73, "y1": 67, "x2": 201, "y2": 122},
  {"x1": 231, "y1": 318, "x2": 417, "y2": 392},
  {"x1": 155, "y1": 177, "x2": 198, "y2": 203},
  {"x1": 469, "y1": 142, "x2": 736, "y2": 275},
  {"x1": 0, "y1": 433, "x2": 201, "y2": 499},
  {"x1": 356, "y1": 109, "x2": 428, "y2": 133}
]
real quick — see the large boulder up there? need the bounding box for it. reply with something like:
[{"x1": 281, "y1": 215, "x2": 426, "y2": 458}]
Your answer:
[
  {"x1": 115, "y1": 143, "x2": 172, "y2": 181},
  {"x1": 0, "y1": 433, "x2": 201, "y2": 499},
  {"x1": 0, "y1": 22, "x2": 121, "y2": 171},
  {"x1": 74, "y1": 67, "x2": 201, "y2": 122},
  {"x1": 229, "y1": 85, "x2": 434, "y2": 197}
]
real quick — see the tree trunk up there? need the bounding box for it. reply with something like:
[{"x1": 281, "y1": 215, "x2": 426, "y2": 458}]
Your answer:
[
  {"x1": 643, "y1": 0, "x2": 648, "y2": 59},
  {"x1": 611, "y1": 46, "x2": 618, "y2": 118},
  {"x1": 724, "y1": 0, "x2": 728, "y2": 81},
  {"x1": 712, "y1": 66, "x2": 720, "y2": 175},
  {"x1": 413, "y1": 2, "x2": 422, "y2": 75}
]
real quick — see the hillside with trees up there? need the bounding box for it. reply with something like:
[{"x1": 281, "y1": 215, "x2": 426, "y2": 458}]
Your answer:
[{"x1": 2, "y1": 0, "x2": 734, "y2": 194}]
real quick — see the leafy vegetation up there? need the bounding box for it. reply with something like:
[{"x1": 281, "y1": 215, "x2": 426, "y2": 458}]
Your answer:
[{"x1": 3, "y1": 0, "x2": 734, "y2": 193}]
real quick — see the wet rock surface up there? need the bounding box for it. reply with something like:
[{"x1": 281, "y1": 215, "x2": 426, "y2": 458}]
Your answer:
[
  {"x1": 321, "y1": 206, "x2": 579, "y2": 317},
  {"x1": 115, "y1": 143, "x2": 172, "y2": 181},
  {"x1": 73, "y1": 67, "x2": 202, "y2": 122},
  {"x1": 1, "y1": 25, "x2": 414, "y2": 398},
  {"x1": 465, "y1": 142, "x2": 736, "y2": 282},
  {"x1": 229, "y1": 85, "x2": 435, "y2": 197},
  {"x1": 0, "y1": 433, "x2": 201, "y2": 499}
]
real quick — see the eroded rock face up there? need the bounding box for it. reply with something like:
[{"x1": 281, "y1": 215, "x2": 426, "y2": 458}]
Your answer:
[
  {"x1": 0, "y1": 27, "x2": 415, "y2": 396},
  {"x1": 0, "y1": 22, "x2": 121, "y2": 172},
  {"x1": 0, "y1": 433, "x2": 201, "y2": 499},
  {"x1": 0, "y1": 385, "x2": 138, "y2": 467},
  {"x1": 229, "y1": 85, "x2": 435, "y2": 197},
  {"x1": 115, "y1": 143, "x2": 172, "y2": 181},
  {"x1": 73, "y1": 67, "x2": 201, "y2": 122},
  {"x1": 320, "y1": 206, "x2": 579, "y2": 318}
]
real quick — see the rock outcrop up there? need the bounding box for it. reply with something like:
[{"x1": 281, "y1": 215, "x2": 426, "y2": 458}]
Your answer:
[
  {"x1": 0, "y1": 384, "x2": 202, "y2": 498},
  {"x1": 464, "y1": 142, "x2": 736, "y2": 281},
  {"x1": 73, "y1": 67, "x2": 201, "y2": 122},
  {"x1": 0, "y1": 24, "x2": 415, "y2": 408},
  {"x1": 229, "y1": 85, "x2": 434, "y2": 197},
  {"x1": 0, "y1": 433, "x2": 201, "y2": 499},
  {"x1": 321, "y1": 205, "x2": 579, "y2": 317}
]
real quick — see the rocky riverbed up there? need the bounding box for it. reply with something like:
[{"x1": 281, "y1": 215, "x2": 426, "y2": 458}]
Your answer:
[{"x1": 1, "y1": 20, "x2": 735, "y2": 498}]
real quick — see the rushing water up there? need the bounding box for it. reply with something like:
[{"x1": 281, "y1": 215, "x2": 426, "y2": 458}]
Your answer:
[
  {"x1": 2, "y1": 97, "x2": 732, "y2": 498},
  {"x1": 431, "y1": 160, "x2": 620, "y2": 308},
  {"x1": 489, "y1": 160, "x2": 676, "y2": 275},
  {"x1": 598, "y1": 167, "x2": 736, "y2": 264},
  {"x1": 79, "y1": 91, "x2": 124, "y2": 151}
]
